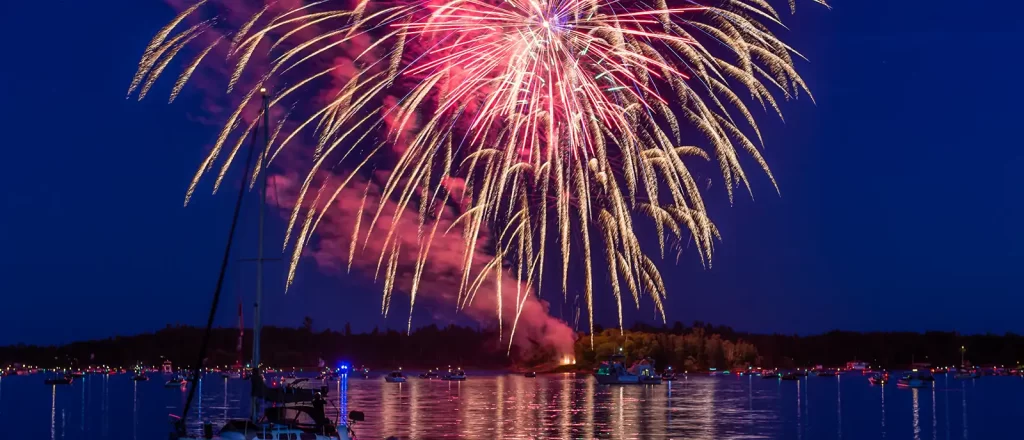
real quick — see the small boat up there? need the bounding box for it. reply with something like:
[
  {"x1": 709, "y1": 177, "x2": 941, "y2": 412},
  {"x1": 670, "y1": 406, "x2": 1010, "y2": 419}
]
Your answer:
[
  {"x1": 780, "y1": 372, "x2": 801, "y2": 381},
  {"x1": 661, "y1": 367, "x2": 677, "y2": 381},
  {"x1": 165, "y1": 376, "x2": 185, "y2": 387},
  {"x1": 443, "y1": 369, "x2": 467, "y2": 381},
  {"x1": 385, "y1": 370, "x2": 407, "y2": 383},
  {"x1": 44, "y1": 375, "x2": 73, "y2": 385},
  {"x1": 419, "y1": 369, "x2": 440, "y2": 379},
  {"x1": 132, "y1": 373, "x2": 149, "y2": 381},
  {"x1": 595, "y1": 355, "x2": 661, "y2": 385},
  {"x1": 281, "y1": 376, "x2": 330, "y2": 395},
  {"x1": 761, "y1": 370, "x2": 780, "y2": 379},
  {"x1": 524, "y1": 372, "x2": 537, "y2": 378},
  {"x1": 868, "y1": 373, "x2": 889, "y2": 385},
  {"x1": 221, "y1": 371, "x2": 243, "y2": 380},
  {"x1": 68, "y1": 371, "x2": 85, "y2": 378},
  {"x1": 595, "y1": 356, "x2": 640, "y2": 385},
  {"x1": 897, "y1": 373, "x2": 928, "y2": 388},
  {"x1": 954, "y1": 369, "x2": 981, "y2": 379},
  {"x1": 357, "y1": 367, "x2": 371, "y2": 379}
]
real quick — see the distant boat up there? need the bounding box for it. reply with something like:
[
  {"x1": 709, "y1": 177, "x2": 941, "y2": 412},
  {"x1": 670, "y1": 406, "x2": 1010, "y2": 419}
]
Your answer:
[
  {"x1": 761, "y1": 370, "x2": 780, "y2": 379},
  {"x1": 68, "y1": 371, "x2": 85, "y2": 378},
  {"x1": 132, "y1": 373, "x2": 149, "y2": 381},
  {"x1": 443, "y1": 369, "x2": 467, "y2": 381},
  {"x1": 44, "y1": 375, "x2": 73, "y2": 385},
  {"x1": 897, "y1": 373, "x2": 928, "y2": 388},
  {"x1": 524, "y1": 372, "x2": 537, "y2": 378},
  {"x1": 595, "y1": 355, "x2": 660, "y2": 385},
  {"x1": 221, "y1": 371, "x2": 242, "y2": 380},
  {"x1": 780, "y1": 372, "x2": 801, "y2": 381},
  {"x1": 814, "y1": 369, "x2": 838, "y2": 377},
  {"x1": 595, "y1": 355, "x2": 640, "y2": 385},
  {"x1": 385, "y1": 371, "x2": 407, "y2": 383},
  {"x1": 954, "y1": 369, "x2": 981, "y2": 379},
  {"x1": 868, "y1": 373, "x2": 889, "y2": 385},
  {"x1": 846, "y1": 361, "x2": 869, "y2": 372},
  {"x1": 358, "y1": 367, "x2": 371, "y2": 379},
  {"x1": 419, "y1": 369, "x2": 440, "y2": 379},
  {"x1": 165, "y1": 376, "x2": 185, "y2": 387},
  {"x1": 661, "y1": 367, "x2": 677, "y2": 382}
]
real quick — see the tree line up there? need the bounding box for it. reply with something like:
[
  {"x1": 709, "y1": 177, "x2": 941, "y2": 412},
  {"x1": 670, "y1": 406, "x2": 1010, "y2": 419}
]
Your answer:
[{"x1": 3, "y1": 321, "x2": 1023, "y2": 371}]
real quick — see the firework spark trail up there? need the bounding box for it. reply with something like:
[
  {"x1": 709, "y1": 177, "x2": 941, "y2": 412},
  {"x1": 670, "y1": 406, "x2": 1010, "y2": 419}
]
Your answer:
[{"x1": 132, "y1": 0, "x2": 826, "y2": 347}]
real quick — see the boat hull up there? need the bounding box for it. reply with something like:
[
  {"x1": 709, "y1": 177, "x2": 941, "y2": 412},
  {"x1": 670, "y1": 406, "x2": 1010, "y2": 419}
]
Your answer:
[
  {"x1": 177, "y1": 429, "x2": 349, "y2": 440},
  {"x1": 897, "y1": 379, "x2": 926, "y2": 388},
  {"x1": 595, "y1": 374, "x2": 641, "y2": 385}
]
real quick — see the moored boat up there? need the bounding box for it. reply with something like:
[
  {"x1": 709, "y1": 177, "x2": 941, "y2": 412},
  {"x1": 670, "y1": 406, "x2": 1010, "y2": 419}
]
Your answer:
[
  {"x1": 868, "y1": 373, "x2": 889, "y2": 385},
  {"x1": 595, "y1": 355, "x2": 640, "y2": 385},
  {"x1": 44, "y1": 375, "x2": 73, "y2": 385},
  {"x1": 385, "y1": 370, "x2": 407, "y2": 383},
  {"x1": 443, "y1": 368, "x2": 467, "y2": 381},
  {"x1": 954, "y1": 368, "x2": 981, "y2": 379},
  {"x1": 524, "y1": 372, "x2": 537, "y2": 378},
  {"x1": 897, "y1": 373, "x2": 928, "y2": 388},
  {"x1": 661, "y1": 366, "x2": 677, "y2": 381}
]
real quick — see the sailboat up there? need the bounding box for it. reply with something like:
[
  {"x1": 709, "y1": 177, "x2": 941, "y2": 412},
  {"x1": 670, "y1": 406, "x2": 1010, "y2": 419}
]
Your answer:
[
  {"x1": 222, "y1": 302, "x2": 246, "y2": 380},
  {"x1": 171, "y1": 89, "x2": 361, "y2": 440}
]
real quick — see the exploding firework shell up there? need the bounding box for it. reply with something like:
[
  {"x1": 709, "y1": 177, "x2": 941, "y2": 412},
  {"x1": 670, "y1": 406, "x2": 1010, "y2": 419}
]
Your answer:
[{"x1": 130, "y1": 0, "x2": 825, "y2": 348}]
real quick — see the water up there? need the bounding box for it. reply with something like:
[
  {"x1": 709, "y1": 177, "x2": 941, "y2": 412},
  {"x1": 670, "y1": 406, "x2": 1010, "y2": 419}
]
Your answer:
[{"x1": 2, "y1": 373, "x2": 1022, "y2": 439}]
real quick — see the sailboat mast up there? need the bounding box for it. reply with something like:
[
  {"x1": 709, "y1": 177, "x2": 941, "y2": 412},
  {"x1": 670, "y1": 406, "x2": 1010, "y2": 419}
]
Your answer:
[{"x1": 250, "y1": 87, "x2": 271, "y2": 422}]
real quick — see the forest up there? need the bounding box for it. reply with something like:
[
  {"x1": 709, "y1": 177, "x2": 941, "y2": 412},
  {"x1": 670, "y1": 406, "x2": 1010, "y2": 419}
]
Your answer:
[{"x1": 3, "y1": 320, "x2": 1023, "y2": 371}]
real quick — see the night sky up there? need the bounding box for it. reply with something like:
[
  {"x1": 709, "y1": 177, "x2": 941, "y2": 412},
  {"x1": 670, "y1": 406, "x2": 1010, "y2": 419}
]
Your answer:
[{"x1": 1, "y1": 0, "x2": 1022, "y2": 345}]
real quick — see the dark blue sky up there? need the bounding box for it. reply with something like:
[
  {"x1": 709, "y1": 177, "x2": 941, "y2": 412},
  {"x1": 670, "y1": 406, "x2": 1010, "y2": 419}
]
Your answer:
[{"x1": 1, "y1": 1, "x2": 1022, "y2": 345}]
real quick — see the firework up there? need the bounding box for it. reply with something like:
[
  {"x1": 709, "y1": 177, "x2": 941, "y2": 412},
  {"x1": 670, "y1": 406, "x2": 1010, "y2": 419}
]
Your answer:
[{"x1": 131, "y1": 0, "x2": 826, "y2": 346}]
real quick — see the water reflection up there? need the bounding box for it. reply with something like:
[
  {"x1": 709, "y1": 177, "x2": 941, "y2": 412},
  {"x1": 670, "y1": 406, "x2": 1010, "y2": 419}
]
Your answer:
[
  {"x1": 796, "y1": 379, "x2": 802, "y2": 440},
  {"x1": 912, "y1": 388, "x2": 920, "y2": 440},
  {"x1": 931, "y1": 383, "x2": 937, "y2": 440},
  {"x1": 837, "y1": 374, "x2": 842, "y2": 440},
  {"x1": 881, "y1": 383, "x2": 887, "y2": 439},
  {"x1": 101, "y1": 374, "x2": 109, "y2": 438},
  {"x1": 944, "y1": 375, "x2": 950, "y2": 440},
  {"x1": 79, "y1": 375, "x2": 85, "y2": 432},
  {"x1": 961, "y1": 380, "x2": 968, "y2": 440},
  {"x1": 132, "y1": 381, "x2": 138, "y2": 440},
  {"x1": 3, "y1": 372, "x2": 1024, "y2": 439},
  {"x1": 50, "y1": 385, "x2": 56, "y2": 440}
]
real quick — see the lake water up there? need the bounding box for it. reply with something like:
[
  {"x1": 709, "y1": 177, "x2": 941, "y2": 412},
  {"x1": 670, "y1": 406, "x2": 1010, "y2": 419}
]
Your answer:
[{"x1": 1, "y1": 372, "x2": 1021, "y2": 439}]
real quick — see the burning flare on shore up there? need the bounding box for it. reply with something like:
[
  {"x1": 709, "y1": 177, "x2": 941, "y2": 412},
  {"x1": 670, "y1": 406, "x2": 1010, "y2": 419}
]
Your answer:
[{"x1": 130, "y1": 0, "x2": 824, "y2": 345}]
